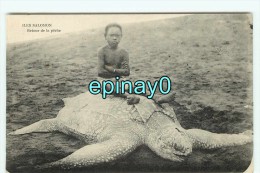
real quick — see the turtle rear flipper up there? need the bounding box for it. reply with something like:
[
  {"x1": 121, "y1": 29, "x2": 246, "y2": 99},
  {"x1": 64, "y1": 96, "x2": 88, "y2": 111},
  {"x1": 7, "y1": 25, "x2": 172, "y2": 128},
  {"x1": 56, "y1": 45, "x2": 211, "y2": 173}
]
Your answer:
[
  {"x1": 186, "y1": 129, "x2": 253, "y2": 149},
  {"x1": 9, "y1": 118, "x2": 58, "y2": 135}
]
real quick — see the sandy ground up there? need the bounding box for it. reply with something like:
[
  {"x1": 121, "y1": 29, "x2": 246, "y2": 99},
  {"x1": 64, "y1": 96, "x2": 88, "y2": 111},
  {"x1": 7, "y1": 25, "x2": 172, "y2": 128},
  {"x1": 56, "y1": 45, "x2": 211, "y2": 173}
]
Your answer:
[{"x1": 6, "y1": 14, "x2": 253, "y2": 173}]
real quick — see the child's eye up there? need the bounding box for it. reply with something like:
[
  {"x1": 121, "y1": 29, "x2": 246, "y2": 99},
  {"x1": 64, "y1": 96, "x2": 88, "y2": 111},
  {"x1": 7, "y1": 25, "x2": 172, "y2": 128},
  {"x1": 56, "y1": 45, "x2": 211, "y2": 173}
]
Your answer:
[{"x1": 109, "y1": 34, "x2": 121, "y2": 37}]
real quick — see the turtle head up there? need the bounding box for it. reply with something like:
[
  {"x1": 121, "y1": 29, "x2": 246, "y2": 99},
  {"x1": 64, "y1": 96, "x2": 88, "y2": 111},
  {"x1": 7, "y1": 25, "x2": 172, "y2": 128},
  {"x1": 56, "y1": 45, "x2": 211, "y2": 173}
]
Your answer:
[{"x1": 147, "y1": 126, "x2": 192, "y2": 162}]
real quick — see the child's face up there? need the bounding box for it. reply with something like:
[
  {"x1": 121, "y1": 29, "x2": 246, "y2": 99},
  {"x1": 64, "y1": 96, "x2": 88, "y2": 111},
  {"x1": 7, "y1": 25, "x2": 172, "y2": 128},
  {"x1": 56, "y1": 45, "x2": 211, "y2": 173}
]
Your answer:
[{"x1": 105, "y1": 27, "x2": 122, "y2": 48}]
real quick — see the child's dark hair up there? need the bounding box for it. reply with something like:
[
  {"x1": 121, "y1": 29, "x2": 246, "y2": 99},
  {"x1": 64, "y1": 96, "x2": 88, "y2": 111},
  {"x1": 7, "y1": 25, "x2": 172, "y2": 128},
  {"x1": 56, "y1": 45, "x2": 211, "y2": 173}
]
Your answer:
[{"x1": 105, "y1": 23, "x2": 122, "y2": 36}]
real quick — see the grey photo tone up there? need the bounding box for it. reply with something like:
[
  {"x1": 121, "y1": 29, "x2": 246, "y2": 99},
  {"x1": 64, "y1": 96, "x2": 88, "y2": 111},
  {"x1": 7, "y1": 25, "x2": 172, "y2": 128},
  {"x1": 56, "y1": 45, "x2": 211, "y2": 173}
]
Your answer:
[{"x1": 6, "y1": 14, "x2": 253, "y2": 173}]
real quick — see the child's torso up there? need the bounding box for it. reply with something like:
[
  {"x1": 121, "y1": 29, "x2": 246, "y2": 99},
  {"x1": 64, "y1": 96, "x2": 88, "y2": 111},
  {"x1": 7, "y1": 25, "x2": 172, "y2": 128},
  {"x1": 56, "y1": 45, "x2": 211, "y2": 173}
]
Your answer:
[{"x1": 103, "y1": 47, "x2": 125, "y2": 68}]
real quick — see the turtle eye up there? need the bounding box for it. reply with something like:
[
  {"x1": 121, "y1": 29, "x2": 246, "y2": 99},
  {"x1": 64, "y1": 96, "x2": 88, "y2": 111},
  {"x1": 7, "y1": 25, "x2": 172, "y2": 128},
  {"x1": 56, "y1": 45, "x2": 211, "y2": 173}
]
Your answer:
[{"x1": 175, "y1": 128, "x2": 181, "y2": 132}]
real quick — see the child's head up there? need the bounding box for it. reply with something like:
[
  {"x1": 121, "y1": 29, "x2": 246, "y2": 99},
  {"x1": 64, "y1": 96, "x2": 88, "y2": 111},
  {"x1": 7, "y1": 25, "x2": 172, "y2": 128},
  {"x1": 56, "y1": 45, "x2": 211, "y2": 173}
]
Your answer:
[{"x1": 104, "y1": 23, "x2": 122, "y2": 48}]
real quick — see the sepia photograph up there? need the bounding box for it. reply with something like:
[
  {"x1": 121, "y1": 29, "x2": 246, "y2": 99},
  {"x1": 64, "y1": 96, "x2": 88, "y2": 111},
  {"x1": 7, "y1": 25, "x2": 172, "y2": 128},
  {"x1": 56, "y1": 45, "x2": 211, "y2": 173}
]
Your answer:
[{"x1": 6, "y1": 13, "x2": 253, "y2": 173}]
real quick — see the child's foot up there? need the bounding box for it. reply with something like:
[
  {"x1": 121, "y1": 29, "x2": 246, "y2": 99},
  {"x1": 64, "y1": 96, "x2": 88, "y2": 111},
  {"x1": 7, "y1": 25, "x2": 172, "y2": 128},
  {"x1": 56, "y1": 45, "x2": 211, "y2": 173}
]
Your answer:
[
  {"x1": 156, "y1": 91, "x2": 176, "y2": 104},
  {"x1": 127, "y1": 95, "x2": 140, "y2": 105}
]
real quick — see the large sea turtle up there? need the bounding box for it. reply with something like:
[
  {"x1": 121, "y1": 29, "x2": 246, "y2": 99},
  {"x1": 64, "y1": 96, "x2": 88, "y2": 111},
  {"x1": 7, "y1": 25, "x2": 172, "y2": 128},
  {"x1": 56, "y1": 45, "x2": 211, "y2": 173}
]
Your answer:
[{"x1": 10, "y1": 92, "x2": 252, "y2": 169}]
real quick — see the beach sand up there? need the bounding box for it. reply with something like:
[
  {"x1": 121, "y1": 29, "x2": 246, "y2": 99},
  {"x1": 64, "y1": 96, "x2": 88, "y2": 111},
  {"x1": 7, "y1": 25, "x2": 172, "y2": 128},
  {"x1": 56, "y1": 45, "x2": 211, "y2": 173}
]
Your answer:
[{"x1": 6, "y1": 14, "x2": 253, "y2": 172}]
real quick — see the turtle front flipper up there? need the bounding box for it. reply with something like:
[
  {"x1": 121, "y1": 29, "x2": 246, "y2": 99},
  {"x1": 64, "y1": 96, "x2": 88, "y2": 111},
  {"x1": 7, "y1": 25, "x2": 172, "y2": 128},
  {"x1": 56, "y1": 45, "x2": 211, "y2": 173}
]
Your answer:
[
  {"x1": 186, "y1": 129, "x2": 253, "y2": 149},
  {"x1": 9, "y1": 118, "x2": 58, "y2": 135},
  {"x1": 38, "y1": 134, "x2": 142, "y2": 169}
]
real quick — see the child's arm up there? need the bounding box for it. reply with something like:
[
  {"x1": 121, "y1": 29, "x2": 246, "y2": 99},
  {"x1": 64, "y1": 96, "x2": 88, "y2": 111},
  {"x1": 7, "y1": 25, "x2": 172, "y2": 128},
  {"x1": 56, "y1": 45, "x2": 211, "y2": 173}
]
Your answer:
[
  {"x1": 105, "y1": 51, "x2": 130, "y2": 76},
  {"x1": 98, "y1": 49, "x2": 116, "y2": 78}
]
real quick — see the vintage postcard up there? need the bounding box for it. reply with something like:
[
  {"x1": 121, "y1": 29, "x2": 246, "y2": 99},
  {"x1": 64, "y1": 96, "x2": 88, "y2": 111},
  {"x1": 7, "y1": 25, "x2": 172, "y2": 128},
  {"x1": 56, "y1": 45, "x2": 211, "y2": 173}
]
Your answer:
[{"x1": 6, "y1": 14, "x2": 253, "y2": 173}]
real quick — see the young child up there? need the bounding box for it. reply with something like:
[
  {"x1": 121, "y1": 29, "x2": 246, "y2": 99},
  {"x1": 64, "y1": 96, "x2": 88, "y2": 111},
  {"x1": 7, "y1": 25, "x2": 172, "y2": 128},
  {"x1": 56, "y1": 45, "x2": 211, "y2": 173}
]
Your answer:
[
  {"x1": 97, "y1": 23, "x2": 140, "y2": 105},
  {"x1": 97, "y1": 23, "x2": 175, "y2": 105}
]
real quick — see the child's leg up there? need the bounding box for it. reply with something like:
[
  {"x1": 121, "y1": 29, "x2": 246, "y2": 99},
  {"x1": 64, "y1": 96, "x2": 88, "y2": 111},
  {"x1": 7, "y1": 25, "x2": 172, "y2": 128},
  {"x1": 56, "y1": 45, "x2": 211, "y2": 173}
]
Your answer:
[
  {"x1": 126, "y1": 95, "x2": 140, "y2": 105},
  {"x1": 145, "y1": 87, "x2": 176, "y2": 104},
  {"x1": 97, "y1": 77, "x2": 140, "y2": 105},
  {"x1": 155, "y1": 91, "x2": 176, "y2": 104},
  {"x1": 119, "y1": 77, "x2": 140, "y2": 105}
]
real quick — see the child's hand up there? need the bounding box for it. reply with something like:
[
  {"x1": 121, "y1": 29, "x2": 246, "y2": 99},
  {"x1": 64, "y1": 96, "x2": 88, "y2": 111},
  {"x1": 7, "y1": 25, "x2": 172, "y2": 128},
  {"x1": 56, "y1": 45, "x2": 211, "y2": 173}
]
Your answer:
[
  {"x1": 104, "y1": 65, "x2": 114, "y2": 72},
  {"x1": 121, "y1": 61, "x2": 128, "y2": 69}
]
